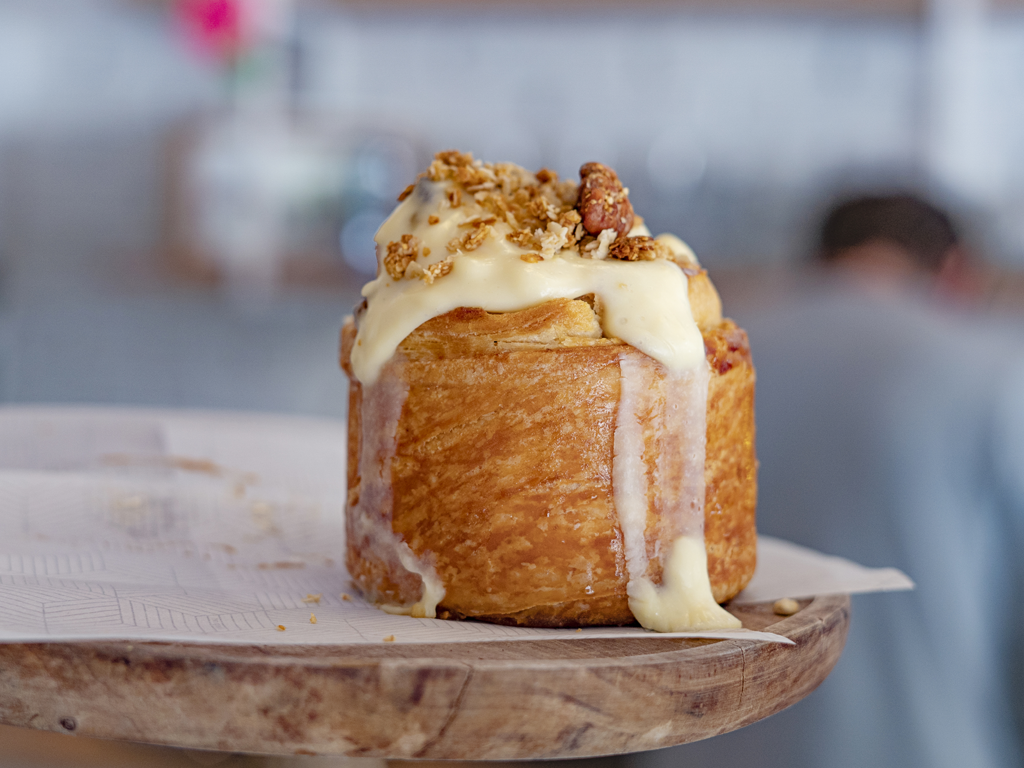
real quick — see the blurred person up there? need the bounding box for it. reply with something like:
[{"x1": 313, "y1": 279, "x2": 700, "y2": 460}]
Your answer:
[
  {"x1": 632, "y1": 194, "x2": 1024, "y2": 768},
  {"x1": 817, "y1": 194, "x2": 982, "y2": 301}
]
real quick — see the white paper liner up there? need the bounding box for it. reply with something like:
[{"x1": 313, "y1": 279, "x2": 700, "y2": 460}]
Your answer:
[{"x1": 0, "y1": 407, "x2": 911, "y2": 647}]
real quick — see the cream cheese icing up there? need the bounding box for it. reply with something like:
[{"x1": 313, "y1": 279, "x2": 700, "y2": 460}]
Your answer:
[
  {"x1": 350, "y1": 179, "x2": 704, "y2": 386},
  {"x1": 348, "y1": 155, "x2": 740, "y2": 631}
]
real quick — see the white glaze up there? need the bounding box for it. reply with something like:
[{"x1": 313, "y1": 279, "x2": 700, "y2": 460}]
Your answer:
[
  {"x1": 612, "y1": 352, "x2": 651, "y2": 587},
  {"x1": 348, "y1": 357, "x2": 444, "y2": 618},
  {"x1": 616, "y1": 359, "x2": 740, "y2": 631},
  {"x1": 351, "y1": 180, "x2": 704, "y2": 385}
]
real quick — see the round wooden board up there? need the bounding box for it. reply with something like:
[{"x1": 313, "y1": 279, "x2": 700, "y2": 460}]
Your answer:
[{"x1": 0, "y1": 595, "x2": 849, "y2": 760}]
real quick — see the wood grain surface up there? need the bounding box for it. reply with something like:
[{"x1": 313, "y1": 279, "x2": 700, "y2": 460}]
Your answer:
[{"x1": 0, "y1": 595, "x2": 849, "y2": 760}]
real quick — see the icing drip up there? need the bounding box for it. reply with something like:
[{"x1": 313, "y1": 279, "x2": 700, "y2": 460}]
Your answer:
[
  {"x1": 613, "y1": 354, "x2": 740, "y2": 631},
  {"x1": 348, "y1": 358, "x2": 445, "y2": 618},
  {"x1": 613, "y1": 353, "x2": 651, "y2": 587}
]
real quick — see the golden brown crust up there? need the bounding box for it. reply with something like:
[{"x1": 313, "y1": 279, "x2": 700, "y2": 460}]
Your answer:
[
  {"x1": 704, "y1": 321, "x2": 758, "y2": 602},
  {"x1": 340, "y1": 280, "x2": 756, "y2": 626}
]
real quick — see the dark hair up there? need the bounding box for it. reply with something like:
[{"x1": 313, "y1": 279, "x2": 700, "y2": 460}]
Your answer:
[{"x1": 818, "y1": 194, "x2": 959, "y2": 273}]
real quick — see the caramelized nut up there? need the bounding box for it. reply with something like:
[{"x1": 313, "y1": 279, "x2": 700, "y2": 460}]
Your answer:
[{"x1": 578, "y1": 162, "x2": 634, "y2": 237}]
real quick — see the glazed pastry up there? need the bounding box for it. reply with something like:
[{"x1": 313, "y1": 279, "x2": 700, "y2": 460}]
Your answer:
[{"x1": 340, "y1": 152, "x2": 756, "y2": 631}]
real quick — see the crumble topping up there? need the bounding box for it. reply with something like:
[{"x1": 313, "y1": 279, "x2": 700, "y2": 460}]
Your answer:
[
  {"x1": 382, "y1": 151, "x2": 692, "y2": 285},
  {"x1": 383, "y1": 234, "x2": 422, "y2": 280},
  {"x1": 609, "y1": 235, "x2": 672, "y2": 262}
]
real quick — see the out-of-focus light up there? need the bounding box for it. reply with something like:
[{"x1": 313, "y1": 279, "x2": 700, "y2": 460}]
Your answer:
[
  {"x1": 354, "y1": 136, "x2": 418, "y2": 202},
  {"x1": 340, "y1": 209, "x2": 387, "y2": 275},
  {"x1": 647, "y1": 133, "x2": 707, "y2": 193}
]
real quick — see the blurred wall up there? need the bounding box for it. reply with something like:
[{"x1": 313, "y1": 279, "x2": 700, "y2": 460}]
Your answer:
[
  {"x1": 3, "y1": 1, "x2": 1024, "y2": 272},
  {"x1": 0, "y1": 2, "x2": 1017, "y2": 270}
]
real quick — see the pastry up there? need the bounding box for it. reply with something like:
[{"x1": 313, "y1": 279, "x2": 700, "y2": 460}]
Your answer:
[{"x1": 340, "y1": 152, "x2": 756, "y2": 631}]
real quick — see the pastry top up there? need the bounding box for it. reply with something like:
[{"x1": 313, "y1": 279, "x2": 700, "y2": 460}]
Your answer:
[{"x1": 350, "y1": 151, "x2": 721, "y2": 385}]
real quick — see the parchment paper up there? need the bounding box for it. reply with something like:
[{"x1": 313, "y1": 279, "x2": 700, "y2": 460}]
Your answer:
[{"x1": 0, "y1": 407, "x2": 912, "y2": 646}]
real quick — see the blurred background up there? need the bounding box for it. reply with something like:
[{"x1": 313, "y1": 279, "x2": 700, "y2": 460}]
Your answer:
[{"x1": 2, "y1": 0, "x2": 1024, "y2": 766}]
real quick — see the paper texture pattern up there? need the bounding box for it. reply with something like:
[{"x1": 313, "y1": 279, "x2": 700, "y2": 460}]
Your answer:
[{"x1": 0, "y1": 407, "x2": 911, "y2": 647}]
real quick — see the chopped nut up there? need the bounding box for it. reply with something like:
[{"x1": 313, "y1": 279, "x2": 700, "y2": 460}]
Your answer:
[
  {"x1": 458, "y1": 216, "x2": 497, "y2": 228},
  {"x1": 537, "y1": 221, "x2": 572, "y2": 259},
  {"x1": 276, "y1": 624, "x2": 286, "y2": 631},
  {"x1": 420, "y1": 257, "x2": 454, "y2": 284},
  {"x1": 535, "y1": 168, "x2": 557, "y2": 184},
  {"x1": 507, "y1": 229, "x2": 540, "y2": 251},
  {"x1": 578, "y1": 162, "x2": 634, "y2": 237},
  {"x1": 556, "y1": 209, "x2": 583, "y2": 249},
  {"x1": 310, "y1": 613, "x2": 317, "y2": 624},
  {"x1": 397, "y1": 183, "x2": 415, "y2": 202},
  {"x1": 446, "y1": 187, "x2": 462, "y2": 208},
  {"x1": 447, "y1": 225, "x2": 492, "y2": 253},
  {"x1": 383, "y1": 635, "x2": 396, "y2": 643},
  {"x1": 520, "y1": 252, "x2": 543, "y2": 263},
  {"x1": 608, "y1": 235, "x2": 671, "y2": 262},
  {"x1": 582, "y1": 229, "x2": 617, "y2": 260},
  {"x1": 773, "y1": 598, "x2": 801, "y2": 616},
  {"x1": 340, "y1": 593, "x2": 352, "y2": 601},
  {"x1": 427, "y1": 215, "x2": 440, "y2": 225},
  {"x1": 383, "y1": 234, "x2": 423, "y2": 280}
]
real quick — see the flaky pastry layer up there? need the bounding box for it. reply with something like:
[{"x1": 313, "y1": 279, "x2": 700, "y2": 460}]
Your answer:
[{"x1": 340, "y1": 270, "x2": 756, "y2": 627}]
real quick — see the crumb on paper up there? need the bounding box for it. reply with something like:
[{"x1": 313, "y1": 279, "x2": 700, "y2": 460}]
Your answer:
[
  {"x1": 250, "y1": 500, "x2": 277, "y2": 534},
  {"x1": 310, "y1": 613, "x2": 317, "y2": 624},
  {"x1": 276, "y1": 625, "x2": 286, "y2": 632},
  {"x1": 169, "y1": 456, "x2": 222, "y2": 476},
  {"x1": 301, "y1": 593, "x2": 322, "y2": 604},
  {"x1": 773, "y1": 598, "x2": 800, "y2": 616},
  {"x1": 383, "y1": 635, "x2": 396, "y2": 643},
  {"x1": 258, "y1": 561, "x2": 306, "y2": 570},
  {"x1": 340, "y1": 593, "x2": 352, "y2": 602}
]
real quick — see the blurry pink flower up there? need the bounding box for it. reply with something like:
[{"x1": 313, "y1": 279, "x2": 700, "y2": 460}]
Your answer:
[{"x1": 176, "y1": 0, "x2": 244, "y2": 62}]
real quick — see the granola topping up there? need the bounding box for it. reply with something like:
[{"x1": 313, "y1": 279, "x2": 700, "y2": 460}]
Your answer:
[
  {"x1": 609, "y1": 235, "x2": 672, "y2": 262},
  {"x1": 353, "y1": 151, "x2": 705, "y2": 385},
  {"x1": 383, "y1": 234, "x2": 422, "y2": 280}
]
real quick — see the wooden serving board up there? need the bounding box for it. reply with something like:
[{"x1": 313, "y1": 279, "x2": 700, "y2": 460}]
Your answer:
[{"x1": 0, "y1": 595, "x2": 849, "y2": 760}]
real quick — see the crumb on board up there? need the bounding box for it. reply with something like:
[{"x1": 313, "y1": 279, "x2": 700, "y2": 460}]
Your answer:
[
  {"x1": 340, "y1": 593, "x2": 352, "y2": 601},
  {"x1": 773, "y1": 598, "x2": 801, "y2": 616},
  {"x1": 301, "y1": 593, "x2": 322, "y2": 604},
  {"x1": 310, "y1": 613, "x2": 317, "y2": 624},
  {"x1": 383, "y1": 635, "x2": 396, "y2": 643},
  {"x1": 276, "y1": 624, "x2": 286, "y2": 631}
]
